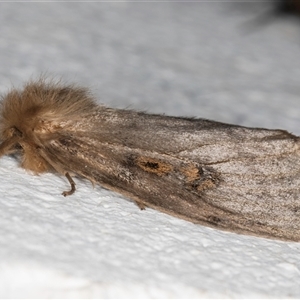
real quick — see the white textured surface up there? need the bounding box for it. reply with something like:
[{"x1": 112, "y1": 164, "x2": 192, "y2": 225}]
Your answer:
[{"x1": 1, "y1": 2, "x2": 300, "y2": 298}]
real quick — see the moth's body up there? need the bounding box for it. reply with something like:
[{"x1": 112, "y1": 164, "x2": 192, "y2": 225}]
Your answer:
[{"x1": 1, "y1": 80, "x2": 300, "y2": 241}]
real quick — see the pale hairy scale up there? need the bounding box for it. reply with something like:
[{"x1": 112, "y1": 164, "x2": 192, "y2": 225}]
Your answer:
[{"x1": 0, "y1": 79, "x2": 300, "y2": 241}]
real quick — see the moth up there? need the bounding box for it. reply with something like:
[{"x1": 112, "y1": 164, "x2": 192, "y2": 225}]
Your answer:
[{"x1": 0, "y1": 79, "x2": 300, "y2": 242}]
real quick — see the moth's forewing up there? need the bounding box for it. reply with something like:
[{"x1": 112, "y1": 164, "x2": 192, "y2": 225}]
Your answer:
[{"x1": 40, "y1": 109, "x2": 300, "y2": 242}]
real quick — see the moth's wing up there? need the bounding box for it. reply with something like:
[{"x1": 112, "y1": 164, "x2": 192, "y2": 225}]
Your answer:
[
  {"x1": 200, "y1": 140, "x2": 300, "y2": 241},
  {"x1": 39, "y1": 113, "x2": 300, "y2": 241},
  {"x1": 175, "y1": 123, "x2": 300, "y2": 241}
]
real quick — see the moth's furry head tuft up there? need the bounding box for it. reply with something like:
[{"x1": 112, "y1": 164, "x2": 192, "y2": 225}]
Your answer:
[
  {"x1": 0, "y1": 79, "x2": 99, "y2": 173},
  {"x1": 0, "y1": 79, "x2": 97, "y2": 140}
]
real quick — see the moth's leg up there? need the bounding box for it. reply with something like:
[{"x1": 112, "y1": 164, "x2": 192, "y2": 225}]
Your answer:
[
  {"x1": 62, "y1": 172, "x2": 76, "y2": 196},
  {"x1": 0, "y1": 136, "x2": 19, "y2": 157},
  {"x1": 136, "y1": 201, "x2": 146, "y2": 210}
]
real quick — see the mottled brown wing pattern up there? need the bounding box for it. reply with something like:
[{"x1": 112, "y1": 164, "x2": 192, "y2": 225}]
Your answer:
[{"x1": 37, "y1": 115, "x2": 300, "y2": 241}]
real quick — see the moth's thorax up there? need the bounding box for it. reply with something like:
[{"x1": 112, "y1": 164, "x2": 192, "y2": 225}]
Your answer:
[{"x1": 0, "y1": 79, "x2": 97, "y2": 139}]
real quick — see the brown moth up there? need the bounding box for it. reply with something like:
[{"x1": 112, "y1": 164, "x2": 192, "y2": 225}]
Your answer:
[{"x1": 1, "y1": 79, "x2": 300, "y2": 242}]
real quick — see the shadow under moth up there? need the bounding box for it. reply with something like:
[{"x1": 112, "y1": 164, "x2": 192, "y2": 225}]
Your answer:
[{"x1": 0, "y1": 79, "x2": 300, "y2": 242}]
